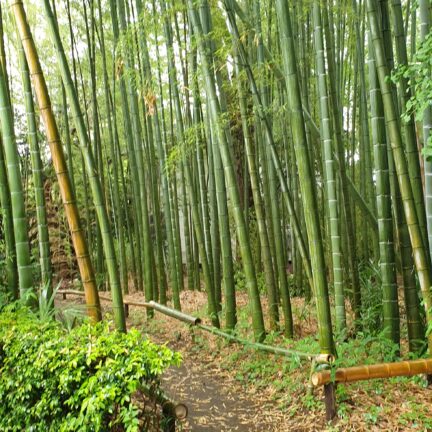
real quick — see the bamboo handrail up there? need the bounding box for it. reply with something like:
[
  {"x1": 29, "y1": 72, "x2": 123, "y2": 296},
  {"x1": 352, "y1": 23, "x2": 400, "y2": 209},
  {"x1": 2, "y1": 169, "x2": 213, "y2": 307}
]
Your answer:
[
  {"x1": 59, "y1": 289, "x2": 112, "y2": 303},
  {"x1": 311, "y1": 358, "x2": 432, "y2": 386},
  {"x1": 58, "y1": 291, "x2": 200, "y2": 324},
  {"x1": 197, "y1": 324, "x2": 324, "y2": 360},
  {"x1": 58, "y1": 290, "x2": 324, "y2": 361}
]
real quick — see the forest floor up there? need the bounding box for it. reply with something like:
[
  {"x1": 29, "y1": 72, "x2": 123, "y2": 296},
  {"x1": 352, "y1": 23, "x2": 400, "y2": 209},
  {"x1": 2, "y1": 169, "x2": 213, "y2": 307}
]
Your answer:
[{"x1": 57, "y1": 289, "x2": 432, "y2": 431}]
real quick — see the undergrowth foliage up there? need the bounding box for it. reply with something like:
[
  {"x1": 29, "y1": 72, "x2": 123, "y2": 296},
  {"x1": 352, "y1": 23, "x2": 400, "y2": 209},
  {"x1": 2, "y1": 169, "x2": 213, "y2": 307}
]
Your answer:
[{"x1": 0, "y1": 306, "x2": 181, "y2": 432}]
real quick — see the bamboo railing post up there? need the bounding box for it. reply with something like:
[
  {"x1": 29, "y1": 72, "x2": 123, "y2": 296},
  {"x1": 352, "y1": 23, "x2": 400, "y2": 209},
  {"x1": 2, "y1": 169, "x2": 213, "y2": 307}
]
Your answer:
[{"x1": 324, "y1": 383, "x2": 336, "y2": 420}]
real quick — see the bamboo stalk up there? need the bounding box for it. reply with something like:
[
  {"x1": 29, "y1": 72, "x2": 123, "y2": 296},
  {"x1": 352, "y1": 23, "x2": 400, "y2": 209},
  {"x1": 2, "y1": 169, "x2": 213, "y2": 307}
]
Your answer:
[
  {"x1": 0, "y1": 3, "x2": 33, "y2": 303},
  {"x1": 109, "y1": 0, "x2": 144, "y2": 294},
  {"x1": 59, "y1": 290, "x2": 324, "y2": 361},
  {"x1": 18, "y1": 38, "x2": 52, "y2": 293},
  {"x1": 42, "y1": 0, "x2": 126, "y2": 332},
  {"x1": 313, "y1": 0, "x2": 345, "y2": 332},
  {"x1": 275, "y1": 0, "x2": 335, "y2": 355},
  {"x1": 368, "y1": 30, "x2": 400, "y2": 345},
  {"x1": 367, "y1": 0, "x2": 432, "y2": 350},
  {"x1": 187, "y1": 0, "x2": 265, "y2": 340},
  {"x1": 160, "y1": 0, "x2": 220, "y2": 326},
  {"x1": 11, "y1": 0, "x2": 101, "y2": 322},
  {"x1": 0, "y1": 5, "x2": 16, "y2": 299}
]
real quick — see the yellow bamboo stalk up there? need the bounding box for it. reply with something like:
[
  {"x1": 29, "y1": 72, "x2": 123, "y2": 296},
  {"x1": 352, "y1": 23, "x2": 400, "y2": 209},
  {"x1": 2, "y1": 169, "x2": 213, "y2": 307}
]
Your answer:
[
  {"x1": 10, "y1": 0, "x2": 101, "y2": 322},
  {"x1": 312, "y1": 358, "x2": 432, "y2": 386}
]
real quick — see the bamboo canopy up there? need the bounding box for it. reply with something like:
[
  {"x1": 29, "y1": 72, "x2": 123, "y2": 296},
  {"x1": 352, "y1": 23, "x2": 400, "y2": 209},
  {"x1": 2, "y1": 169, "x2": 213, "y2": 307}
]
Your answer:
[{"x1": 312, "y1": 358, "x2": 432, "y2": 386}]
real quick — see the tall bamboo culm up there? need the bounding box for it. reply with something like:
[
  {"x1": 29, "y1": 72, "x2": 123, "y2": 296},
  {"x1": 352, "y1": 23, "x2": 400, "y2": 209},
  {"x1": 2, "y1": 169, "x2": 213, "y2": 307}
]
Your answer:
[
  {"x1": 275, "y1": 0, "x2": 335, "y2": 355},
  {"x1": 42, "y1": 0, "x2": 126, "y2": 332},
  {"x1": 0, "y1": 3, "x2": 33, "y2": 303},
  {"x1": 10, "y1": 0, "x2": 102, "y2": 323}
]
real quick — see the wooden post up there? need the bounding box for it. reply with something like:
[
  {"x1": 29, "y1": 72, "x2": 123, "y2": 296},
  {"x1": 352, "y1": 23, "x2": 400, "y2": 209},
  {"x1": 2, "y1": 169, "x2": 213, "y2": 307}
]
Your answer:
[{"x1": 324, "y1": 383, "x2": 336, "y2": 420}]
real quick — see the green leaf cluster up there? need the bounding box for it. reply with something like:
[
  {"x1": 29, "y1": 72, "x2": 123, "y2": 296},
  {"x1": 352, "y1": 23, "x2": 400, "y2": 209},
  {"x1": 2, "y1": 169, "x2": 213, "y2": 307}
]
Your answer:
[
  {"x1": 392, "y1": 29, "x2": 432, "y2": 154},
  {"x1": 0, "y1": 307, "x2": 181, "y2": 431}
]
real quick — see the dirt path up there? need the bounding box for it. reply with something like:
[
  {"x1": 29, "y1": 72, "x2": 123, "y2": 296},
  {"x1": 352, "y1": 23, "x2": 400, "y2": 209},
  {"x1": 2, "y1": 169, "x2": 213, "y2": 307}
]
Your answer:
[
  {"x1": 161, "y1": 360, "x2": 275, "y2": 431},
  {"x1": 56, "y1": 291, "x2": 288, "y2": 431},
  {"x1": 152, "y1": 333, "x2": 282, "y2": 432}
]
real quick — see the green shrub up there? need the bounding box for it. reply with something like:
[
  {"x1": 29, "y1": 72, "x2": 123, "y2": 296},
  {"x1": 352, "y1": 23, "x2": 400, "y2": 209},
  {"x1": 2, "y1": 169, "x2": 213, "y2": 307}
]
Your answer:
[{"x1": 0, "y1": 307, "x2": 181, "y2": 431}]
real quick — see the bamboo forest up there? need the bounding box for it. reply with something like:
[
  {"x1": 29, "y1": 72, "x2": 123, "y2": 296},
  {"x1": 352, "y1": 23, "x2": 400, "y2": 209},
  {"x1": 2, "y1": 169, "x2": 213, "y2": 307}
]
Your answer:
[{"x1": 2, "y1": 0, "x2": 432, "y2": 430}]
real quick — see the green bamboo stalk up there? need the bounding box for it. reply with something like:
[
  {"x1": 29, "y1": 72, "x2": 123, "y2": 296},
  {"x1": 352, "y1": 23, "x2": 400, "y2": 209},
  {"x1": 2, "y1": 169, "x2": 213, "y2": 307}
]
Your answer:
[
  {"x1": 367, "y1": 0, "x2": 432, "y2": 351},
  {"x1": 168, "y1": 105, "x2": 185, "y2": 299},
  {"x1": 151, "y1": 18, "x2": 181, "y2": 306},
  {"x1": 210, "y1": 117, "x2": 237, "y2": 328},
  {"x1": 191, "y1": 1, "x2": 236, "y2": 326},
  {"x1": 18, "y1": 42, "x2": 52, "y2": 291},
  {"x1": 173, "y1": 19, "x2": 195, "y2": 292},
  {"x1": 207, "y1": 125, "x2": 222, "y2": 311},
  {"x1": 132, "y1": 0, "x2": 169, "y2": 305},
  {"x1": 96, "y1": 0, "x2": 128, "y2": 294},
  {"x1": 187, "y1": 0, "x2": 265, "y2": 340},
  {"x1": 0, "y1": 5, "x2": 17, "y2": 298},
  {"x1": 195, "y1": 114, "x2": 214, "y2": 289},
  {"x1": 275, "y1": 0, "x2": 335, "y2": 354},
  {"x1": 389, "y1": 148, "x2": 424, "y2": 352},
  {"x1": 0, "y1": 141, "x2": 17, "y2": 298},
  {"x1": 109, "y1": 0, "x2": 144, "y2": 294},
  {"x1": 119, "y1": 0, "x2": 155, "y2": 308},
  {"x1": 0, "y1": 9, "x2": 33, "y2": 303},
  {"x1": 419, "y1": 0, "x2": 432, "y2": 259},
  {"x1": 353, "y1": 0, "x2": 377, "y2": 260},
  {"x1": 390, "y1": 0, "x2": 428, "y2": 258},
  {"x1": 82, "y1": 0, "x2": 105, "y2": 278},
  {"x1": 368, "y1": 31, "x2": 400, "y2": 344},
  {"x1": 112, "y1": 85, "x2": 139, "y2": 292},
  {"x1": 252, "y1": 0, "x2": 281, "y2": 330},
  {"x1": 160, "y1": 1, "x2": 219, "y2": 326},
  {"x1": 323, "y1": 1, "x2": 363, "y2": 327},
  {"x1": 63, "y1": 0, "x2": 76, "y2": 194},
  {"x1": 313, "y1": 1, "x2": 346, "y2": 333}
]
